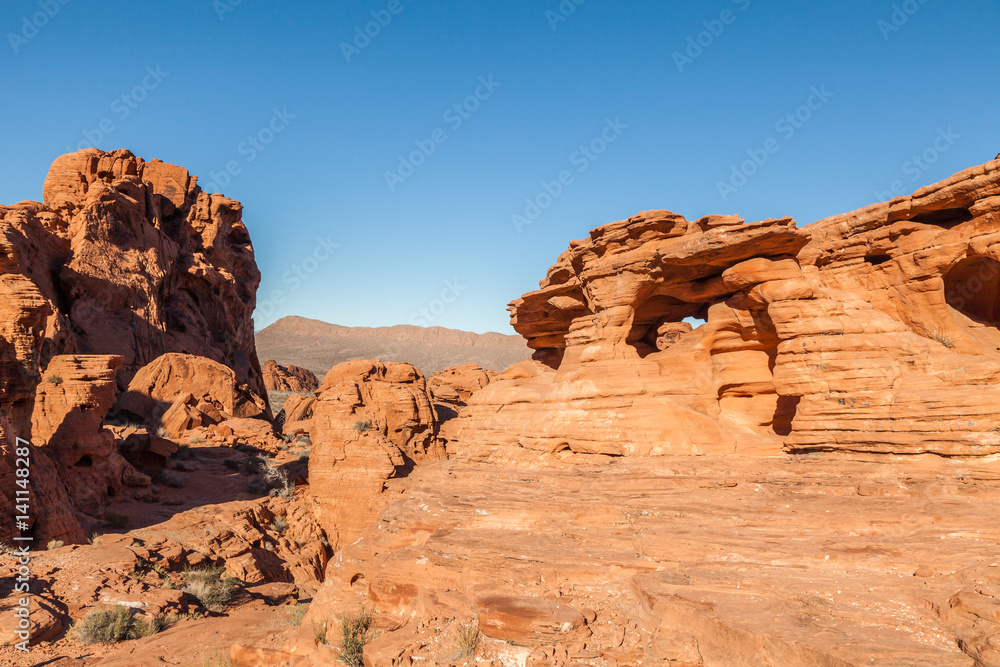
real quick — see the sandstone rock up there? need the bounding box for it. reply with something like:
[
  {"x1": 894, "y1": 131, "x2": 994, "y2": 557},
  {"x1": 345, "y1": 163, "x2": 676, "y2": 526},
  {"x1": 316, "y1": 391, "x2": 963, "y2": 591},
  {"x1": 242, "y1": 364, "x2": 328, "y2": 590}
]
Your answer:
[
  {"x1": 428, "y1": 364, "x2": 492, "y2": 407},
  {"x1": 445, "y1": 159, "x2": 1000, "y2": 460},
  {"x1": 0, "y1": 274, "x2": 86, "y2": 543},
  {"x1": 115, "y1": 353, "x2": 270, "y2": 434},
  {"x1": 308, "y1": 360, "x2": 440, "y2": 550},
  {"x1": 262, "y1": 359, "x2": 319, "y2": 392},
  {"x1": 1, "y1": 149, "x2": 266, "y2": 396},
  {"x1": 310, "y1": 456, "x2": 998, "y2": 666},
  {"x1": 31, "y1": 354, "x2": 149, "y2": 516},
  {"x1": 475, "y1": 595, "x2": 588, "y2": 645}
]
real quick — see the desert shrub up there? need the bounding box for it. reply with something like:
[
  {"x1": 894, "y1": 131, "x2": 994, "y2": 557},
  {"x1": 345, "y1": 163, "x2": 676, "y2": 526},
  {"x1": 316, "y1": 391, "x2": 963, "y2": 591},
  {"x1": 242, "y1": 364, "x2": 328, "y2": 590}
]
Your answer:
[
  {"x1": 189, "y1": 435, "x2": 207, "y2": 444},
  {"x1": 269, "y1": 517, "x2": 289, "y2": 533},
  {"x1": 88, "y1": 534, "x2": 103, "y2": 546},
  {"x1": 931, "y1": 330, "x2": 956, "y2": 348},
  {"x1": 337, "y1": 609, "x2": 376, "y2": 667},
  {"x1": 175, "y1": 444, "x2": 192, "y2": 460},
  {"x1": 161, "y1": 470, "x2": 187, "y2": 488},
  {"x1": 269, "y1": 485, "x2": 295, "y2": 500},
  {"x1": 182, "y1": 566, "x2": 237, "y2": 611},
  {"x1": 46, "y1": 374, "x2": 63, "y2": 385},
  {"x1": 452, "y1": 619, "x2": 480, "y2": 660},
  {"x1": 155, "y1": 426, "x2": 168, "y2": 438},
  {"x1": 69, "y1": 606, "x2": 164, "y2": 644},
  {"x1": 47, "y1": 540, "x2": 65, "y2": 550},
  {"x1": 104, "y1": 512, "x2": 131, "y2": 529},
  {"x1": 223, "y1": 457, "x2": 240, "y2": 470},
  {"x1": 286, "y1": 604, "x2": 308, "y2": 626},
  {"x1": 313, "y1": 619, "x2": 329, "y2": 645},
  {"x1": 201, "y1": 649, "x2": 232, "y2": 667},
  {"x1": 353, "y1": 419, "x2": 372, "y2": 433}
]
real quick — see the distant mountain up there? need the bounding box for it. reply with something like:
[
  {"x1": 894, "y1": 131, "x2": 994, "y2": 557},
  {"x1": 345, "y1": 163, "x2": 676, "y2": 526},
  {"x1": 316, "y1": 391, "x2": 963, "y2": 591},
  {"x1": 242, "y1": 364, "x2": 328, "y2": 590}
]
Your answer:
[{"x1": 255, "y1": 316, "x2": 532, "y2": 378}]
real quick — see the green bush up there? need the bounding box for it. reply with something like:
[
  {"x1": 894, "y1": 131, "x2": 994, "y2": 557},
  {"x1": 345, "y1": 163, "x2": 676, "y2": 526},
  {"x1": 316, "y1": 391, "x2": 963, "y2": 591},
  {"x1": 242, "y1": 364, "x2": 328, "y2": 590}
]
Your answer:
[
  {"x1": 337, "y1": 609, "x2": 376, "y2": 667},
  {"x1": 353, "y1": 419, "x2": 373, "y2": 433},
  {"x1": 269, "y1": 517, "x2": 289, "y2": 533},
  {"x1": 46, "y1": 374, "x2": 63, "y2": 385},
  {"x1": 182, "y1": 566, "x2": 238, "y2": 611},
  {"x1": 69, "y1": 606, "x2": 164, "y2": 644}
]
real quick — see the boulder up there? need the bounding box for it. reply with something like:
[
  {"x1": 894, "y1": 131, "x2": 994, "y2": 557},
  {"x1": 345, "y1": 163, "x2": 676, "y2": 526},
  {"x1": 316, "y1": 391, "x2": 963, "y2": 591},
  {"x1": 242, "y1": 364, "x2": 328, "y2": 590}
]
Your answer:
[
  {"x1": 308, "y1": 360, "x2": 441, "y2": 550},
  {"x1": 262, "y1": 359, "x2": 319, "y2": 392},
  {"x1": 115, "y1": 353, "x2": 270, "y2": 435}
]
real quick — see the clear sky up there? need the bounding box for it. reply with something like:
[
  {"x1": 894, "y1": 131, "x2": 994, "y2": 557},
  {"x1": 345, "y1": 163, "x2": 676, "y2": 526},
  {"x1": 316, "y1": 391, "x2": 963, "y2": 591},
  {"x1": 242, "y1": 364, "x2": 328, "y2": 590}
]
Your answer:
[{"x1": 2, "y1": 1, "x2": 998, "y2": 335}]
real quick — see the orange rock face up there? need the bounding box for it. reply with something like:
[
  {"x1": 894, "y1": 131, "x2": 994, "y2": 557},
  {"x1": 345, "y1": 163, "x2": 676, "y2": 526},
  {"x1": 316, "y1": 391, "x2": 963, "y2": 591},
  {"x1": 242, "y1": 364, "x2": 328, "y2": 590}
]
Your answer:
[
  {"x1": 445, "y1": 159, "x2": 1000, "y2": 460},
  {"x1": 307, "y1": 360, "x2": 441, "y2": 550},
  {"x1": 115, "y1": 353, "x2": 270, "y2": 435},
  {"x1": 32, "y1": 355, "x2": 150, "y2": 516},
  {"x1": 0, "y1": 149, "x2": 266, "y2": 396},
  {"x1": 0, "y1": 273, "x2": 87, "y2": 543},
  {"x1": 262, "y1": 359, "x2": 319, "y2": 392}
]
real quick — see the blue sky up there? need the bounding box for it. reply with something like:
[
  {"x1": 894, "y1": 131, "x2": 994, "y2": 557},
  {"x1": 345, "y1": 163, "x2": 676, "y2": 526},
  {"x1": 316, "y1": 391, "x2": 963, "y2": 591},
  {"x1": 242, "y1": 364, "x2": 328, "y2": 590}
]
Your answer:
[{"x1": 2, "y1": 0, "x2": 998, "y2": 334}]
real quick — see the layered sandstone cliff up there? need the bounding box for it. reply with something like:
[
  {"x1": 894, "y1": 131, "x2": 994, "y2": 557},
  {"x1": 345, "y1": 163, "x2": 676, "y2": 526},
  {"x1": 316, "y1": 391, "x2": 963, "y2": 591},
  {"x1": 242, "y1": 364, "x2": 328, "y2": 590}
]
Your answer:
[{"x1": 444, "y1": 158, "x2": 1000, "y2": 460}]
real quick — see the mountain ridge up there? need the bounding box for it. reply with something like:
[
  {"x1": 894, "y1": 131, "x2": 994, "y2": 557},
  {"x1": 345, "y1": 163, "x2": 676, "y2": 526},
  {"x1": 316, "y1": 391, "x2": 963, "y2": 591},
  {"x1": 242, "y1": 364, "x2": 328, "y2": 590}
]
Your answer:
[{"x1": 255, "y1": 316, "x2": 532, "y2": 377}]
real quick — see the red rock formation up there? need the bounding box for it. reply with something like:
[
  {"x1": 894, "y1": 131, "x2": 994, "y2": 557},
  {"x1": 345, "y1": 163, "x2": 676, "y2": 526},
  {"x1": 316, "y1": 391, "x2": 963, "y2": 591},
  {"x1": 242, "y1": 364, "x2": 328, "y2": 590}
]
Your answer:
[
  {"x1": 0, "y1": 273, "x2": 87, "y2": 543},
  {"x1": 307, "y1": 360, "x2": 441, "y2": 550},
  {"x1": 262, "y1": 359, "x2": 319, "y2": 392},
  {"x1": 278, "y1": 393, "x2": 316, "y2": 436},
  {"x1": 428, "y1": 363, "x2": 492, "y2": 407},
  {"x1": 32, "y1": 355, "x2": 150, "y2": 516},
  {"x1": 0, "y1": 149, "x2": 266, "y2": 397},
  {"x1": 445, "y1": 158, "x2": 1000, "y2": 460},
  {"x1": 115, "y1": 353, "x2": 270, "y2": 436}
]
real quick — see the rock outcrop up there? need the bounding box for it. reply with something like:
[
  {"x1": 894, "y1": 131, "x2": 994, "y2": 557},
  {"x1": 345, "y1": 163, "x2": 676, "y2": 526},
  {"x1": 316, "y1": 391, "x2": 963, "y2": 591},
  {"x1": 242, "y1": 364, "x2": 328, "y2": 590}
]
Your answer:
[
  {"x1": 0, "y1": 148, "x2": 266, "y2": 396},
  {"x1": 32, "y1": 355, "x2": 150, "y2": 516},
  {"x1": 307, "y1": 360, "x2": 442, "y2": 551},
  {"x1": 277, "y1": 393, "x2": 316, "y2": 436},
  {"x1": 0, "y1": 273, "x2": 86, "y2": 543},
  {"x1": 262, "y1": 359, "x2": 319, "y2": 392},
  {"x1": 445, "y1": 158, "x2": 1000, "y2": 460},
  {"x1": 115, "y1": 353, "x2": 270, "y2": 436}
]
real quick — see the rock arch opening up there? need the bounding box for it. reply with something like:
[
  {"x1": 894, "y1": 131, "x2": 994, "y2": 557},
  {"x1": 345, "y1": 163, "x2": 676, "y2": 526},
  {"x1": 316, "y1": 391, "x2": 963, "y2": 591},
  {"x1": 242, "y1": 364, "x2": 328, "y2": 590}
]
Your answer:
[
  {"x1": 944, "y1": 256, "x2": 1000, "y2": 327},
  {"x1": 626, "y1": 295, "x2": 708, "y2": 358}
]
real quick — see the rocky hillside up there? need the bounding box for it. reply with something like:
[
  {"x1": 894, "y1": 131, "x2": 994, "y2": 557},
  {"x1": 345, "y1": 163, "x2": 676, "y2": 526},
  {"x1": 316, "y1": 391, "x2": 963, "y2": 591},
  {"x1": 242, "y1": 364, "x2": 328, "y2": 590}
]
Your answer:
[{"x1": 255, "y1": 316, "x2": 531, "y2": 376}]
